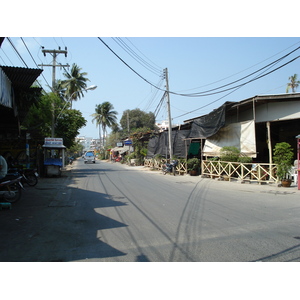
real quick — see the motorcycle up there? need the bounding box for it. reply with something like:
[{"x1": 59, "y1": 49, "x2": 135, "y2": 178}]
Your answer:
[
  {"x1": 7, "y1": 167, "x2": 38, "y2": 187},
  {"x1": 0, "y1": 175, "x2": 24, "y2": 203},
  {"x1": 162, "y1": 160, "x2": 178, "y2": 176}
]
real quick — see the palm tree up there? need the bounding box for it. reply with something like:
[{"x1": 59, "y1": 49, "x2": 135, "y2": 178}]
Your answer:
[
  {"x1": 62, "y1": 63, "x2": 90, "y2": 108},
  {"x1": 286, "y1": 74, "x2": 300, "y2": 93},
  {"x1": 91, "y1": 102, "x2": 118, "y2": 147}
]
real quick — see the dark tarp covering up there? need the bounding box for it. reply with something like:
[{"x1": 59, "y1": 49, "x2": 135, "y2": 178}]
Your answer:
[
  {"x1": 173, "y1": 130, "x2": 190, "y2": 158},
  {"x1": 147, "y1": 130, "x2": 190, "y2": 158},
  {"x1": 147, "y1": 102, "x2": 235, "y2": 158},
  {"x1": 188, "y1": 102, "x2": 234, "y2": 139}
]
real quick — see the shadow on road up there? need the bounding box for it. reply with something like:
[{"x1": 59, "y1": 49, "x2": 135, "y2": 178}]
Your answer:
[{"x1": 0, "y1": 179, "x2": 129, "y2": 262}]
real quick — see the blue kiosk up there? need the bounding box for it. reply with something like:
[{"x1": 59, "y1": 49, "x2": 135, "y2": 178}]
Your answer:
[{"x1": 42, "y1": 138, "x2": 66, "y2": 177}]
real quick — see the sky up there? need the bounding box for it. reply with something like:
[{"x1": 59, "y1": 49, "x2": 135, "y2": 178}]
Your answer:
[
  {"x1": 1, "y1": 36, "x2": 300, "y2": 140},
  {"x1": 1, "y1": 1, "x2": 300, "y2": 142}
]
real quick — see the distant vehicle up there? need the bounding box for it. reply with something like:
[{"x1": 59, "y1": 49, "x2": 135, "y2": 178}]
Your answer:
[{"x1": 83, "y1": 152, "x2": 96, "y2": 164}]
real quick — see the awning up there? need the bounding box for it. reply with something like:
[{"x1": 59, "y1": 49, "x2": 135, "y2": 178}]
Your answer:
[
  {"x1": 111, "y1": 146, "x2": 131, "y2": 154},
  {"x1": 202, "y1": 120, "x2": 257, "y2": 157}
]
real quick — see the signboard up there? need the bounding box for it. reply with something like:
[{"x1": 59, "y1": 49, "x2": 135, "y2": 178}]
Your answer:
[
  {"x1": 116, "y1": 142, "x2": 123, "y2": 147},
  {"x1": 124, "y1": 140, "x2": 132, "y2": 145},
  {"x1": 44, "y1": 138, "x2": 64, "y2": 146}
]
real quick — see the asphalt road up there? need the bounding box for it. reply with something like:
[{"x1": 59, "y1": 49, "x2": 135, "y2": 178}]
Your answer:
[{"x1": 1, "y1": 159, "x2": 300, "y2": 262}]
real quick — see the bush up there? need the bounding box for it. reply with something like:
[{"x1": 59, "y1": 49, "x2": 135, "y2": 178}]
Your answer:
[
  {"x1": 273, "y1": 142, "x2": 294, "y2": 180},
  {"x1": 187, "y1": 158, "x2": 200, "y2": 171},
  {"x1": 220, "y1": 146, "x2": 240, "y2": 162},
  {"x1": 238, "y1": 156, "x2": 252, "y2": 163}
]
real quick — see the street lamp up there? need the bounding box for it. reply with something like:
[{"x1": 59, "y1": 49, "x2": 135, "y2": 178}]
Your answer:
[{"x1": 53, "y1": 85, "x2": 97, "y2": 136}]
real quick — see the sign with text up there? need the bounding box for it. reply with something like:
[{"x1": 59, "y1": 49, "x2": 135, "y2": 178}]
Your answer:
[
  {"x1": 44, "y1": 138, "x2": 64, "y2": 145},
  {"x1": 124, "y1": 140, "x2": 132, "y2": 145}
]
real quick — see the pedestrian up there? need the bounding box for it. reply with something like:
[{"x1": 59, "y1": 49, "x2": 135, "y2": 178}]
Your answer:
[{"x1": 0, "y1": 155, "x2": 8, "y2": 179}]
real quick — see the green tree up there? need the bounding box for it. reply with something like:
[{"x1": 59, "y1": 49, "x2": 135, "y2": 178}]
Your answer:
[
  {"x1": 23, "y1": 92, "x2": 86, "y2": 148},
  {"x1": 61, "y1": 63, "x2": 90, "y2": 108},
  {"x1": 22, "y1": 92, "x2": 61, "y2": 137},
  {"x1": 55, "y1": 109, "x2": 86, "y2": 148},
  {"x1": 286, "y1": 74, "x2": 300, "y2": 93},
  {"x1": 91, "y1": 101, "x2": 118, "y2": 147},
  {"x1": 68, "y1": 141, "x2": 84, "y2": 158},
  {"x1": 120, "y1": 109, "x2": 156, "y2": 133}
]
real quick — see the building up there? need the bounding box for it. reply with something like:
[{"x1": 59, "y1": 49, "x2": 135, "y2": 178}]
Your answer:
[{"x1": 148, "y1": 93, "x2": 300, "y2": 162}]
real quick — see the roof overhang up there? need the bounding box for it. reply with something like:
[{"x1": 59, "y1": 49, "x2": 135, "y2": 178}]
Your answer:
[
  {"x1": 1, "y1": 66, "x2": 43, "y2": 89},
  {"x1": 0, "y1": 66, "x2": 43, "y2": 137}
]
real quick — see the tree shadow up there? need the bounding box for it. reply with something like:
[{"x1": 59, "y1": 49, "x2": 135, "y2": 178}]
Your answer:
[{"x1": 0, "y1": 185, "x2": 130, "y2": 262}]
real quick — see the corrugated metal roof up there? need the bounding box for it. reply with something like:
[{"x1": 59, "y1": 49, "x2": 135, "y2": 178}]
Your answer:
[{"x1": 1, "y1": 66, "x2": 43, "y2": 89}]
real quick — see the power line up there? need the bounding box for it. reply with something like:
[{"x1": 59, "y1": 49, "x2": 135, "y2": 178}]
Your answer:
[
  {"x1": 20, "y1": 38, "x2": 39, "y2": 67},
  {"x1": 174, "y1": 47, "x2": 300, "y2": 97},
  {"x1": 20, "y1": 38, "x2": 52, "y2": 90},
  {"x1": 7, "y1": 37, "x2": 28, "y2": 67},
  {"x1": 176, "y1": 40, "x2": 300, "y2": 93},
  {"x1": 125, "y1": 37, "x2": 163, "y2": 71},
  {"x1": 99, "y1": 37, "x2": 300, "y2": 99},
  {"x1": 175, "y1": 55, "x2": 300, "y2": 98},
  {"x1": 173, "y1": 54, "x2": 300, "y2": 120},
  {"x1": 0, "y1": 48, "x2": 14, "y2": 65},
  {"x1": 98, "y1": 37, "x2": 163, "y2": 90},
  {"x1": 112, "y1": 37, "x2": 162, "y2": 76},
  {"x1": 143, "y1": 78, "x2": 164, "y2": 111}
]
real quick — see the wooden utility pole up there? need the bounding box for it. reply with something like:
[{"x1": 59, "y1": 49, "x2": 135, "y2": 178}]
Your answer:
[
  {"x1": 38, "y1": 47, "x2": 69, "y2": 137},
  {"x1": 164, "y1": 68, "x2": 173, "y2": 159}
]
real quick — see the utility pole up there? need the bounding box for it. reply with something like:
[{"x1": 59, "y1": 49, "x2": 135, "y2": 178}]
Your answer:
[
  {"x1": 38, "y1": 47, "x2": 69, "y2": 137},
  {"x1": 164, "y1": 68, "x2": 173, "y2": 160},
  {"x1": 127, "y1": 111, "x2": 130, "y2": 136}
]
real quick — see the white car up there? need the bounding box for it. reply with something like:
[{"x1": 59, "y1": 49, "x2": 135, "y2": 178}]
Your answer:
[{"x1": 83, "y1": 152, "x2": 96, "y2": 163}]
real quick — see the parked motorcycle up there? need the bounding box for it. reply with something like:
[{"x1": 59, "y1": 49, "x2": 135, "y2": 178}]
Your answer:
[
  {"x1": 0, "y1": 175, "x2": 24, "y2": 203},
  {"x1": 7, "y1": 167, "x2": 38, "y2": 187},
  {"x1": 162, "y1": 160, "x2": 178, "y2": 176}
]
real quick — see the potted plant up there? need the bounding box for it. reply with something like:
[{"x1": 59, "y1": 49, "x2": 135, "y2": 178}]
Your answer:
[
  {"x1": 273, "y1": 142, "x2": 294, "y2": 187},
  {"x1": 187, "y1": 158, "x2": 200, "y2": 176}
]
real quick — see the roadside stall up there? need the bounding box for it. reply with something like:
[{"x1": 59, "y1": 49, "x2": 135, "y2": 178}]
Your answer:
[{"x1": 42, "y1": 138, "x2": 66, "y2": 177}]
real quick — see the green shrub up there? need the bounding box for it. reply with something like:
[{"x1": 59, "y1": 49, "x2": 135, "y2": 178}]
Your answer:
[
  {"x1": 238, "y1": 156, "x2": 252, "y2": 163},
  {"x1": 220, "y1": 146, "x2": 240, "y2": 162},
  {"x1": 187, "y1": 158, "x2": 200, "y2": 171},
  {"x1": 273, "y1": 142, "x2": 294, "y2": 180}
]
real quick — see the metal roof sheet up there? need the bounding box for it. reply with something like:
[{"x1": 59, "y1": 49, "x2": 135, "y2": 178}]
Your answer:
[{"x1": 0, "y1": 66, "x2": 43, "y2": 89}]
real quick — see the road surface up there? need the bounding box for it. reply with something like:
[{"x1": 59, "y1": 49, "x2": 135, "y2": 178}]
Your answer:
[
  {"x1": 62, "y1": 159, "x2": 300, "y2": 262},
  {"x1": 1, "y1": 159, "x2": 299, "y2": 262}
]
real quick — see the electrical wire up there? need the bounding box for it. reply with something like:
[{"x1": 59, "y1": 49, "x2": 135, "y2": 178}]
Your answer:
[
  {"x1": 143, "y1": 78, "x2": 164, "y2": 111},
  {"x1": 174, "y1": 55, "x2": 300, "y2": 98},
  {"x1": 112, "y1": 37, "x2": 162, "y2": 76},
  {"x1": 125, "y1": 37, "x2": 163, "y2": 71},
  {"x1": 154, "y1": 91, "x2": 167, "y2": 117},
  {"x1": 7, "y1": 37, "x2": 28, "y2": 67},
  {"x1": 98, "y1": 37, "x2": 300, "y2": 99},
  {"x1": 20, "y1": 37, "x2": 51, "y2": 90},
  {"x1": 0, "y1": 48, "x2": 14, "y2": 65},
  {"x1": 173, "y1": 47, "x2": 300, "y2": 97},
  {"x1": 98, "y1": 37, "x2": 163, "y2": 90},
  {"x1": 176, "y1": 40, "x2": 300, "y2": 92},
  {"x1": 173, "y1": 51, "x2": 296, "y2": 120}
]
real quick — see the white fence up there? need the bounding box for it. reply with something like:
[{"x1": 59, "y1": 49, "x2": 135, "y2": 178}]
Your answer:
[
  {"x1": 201, "y1": 160, "x2": 278, "y2": 183},
  {"x1": 144, "y1": 158, "x2": 187, "y2": 174}
]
